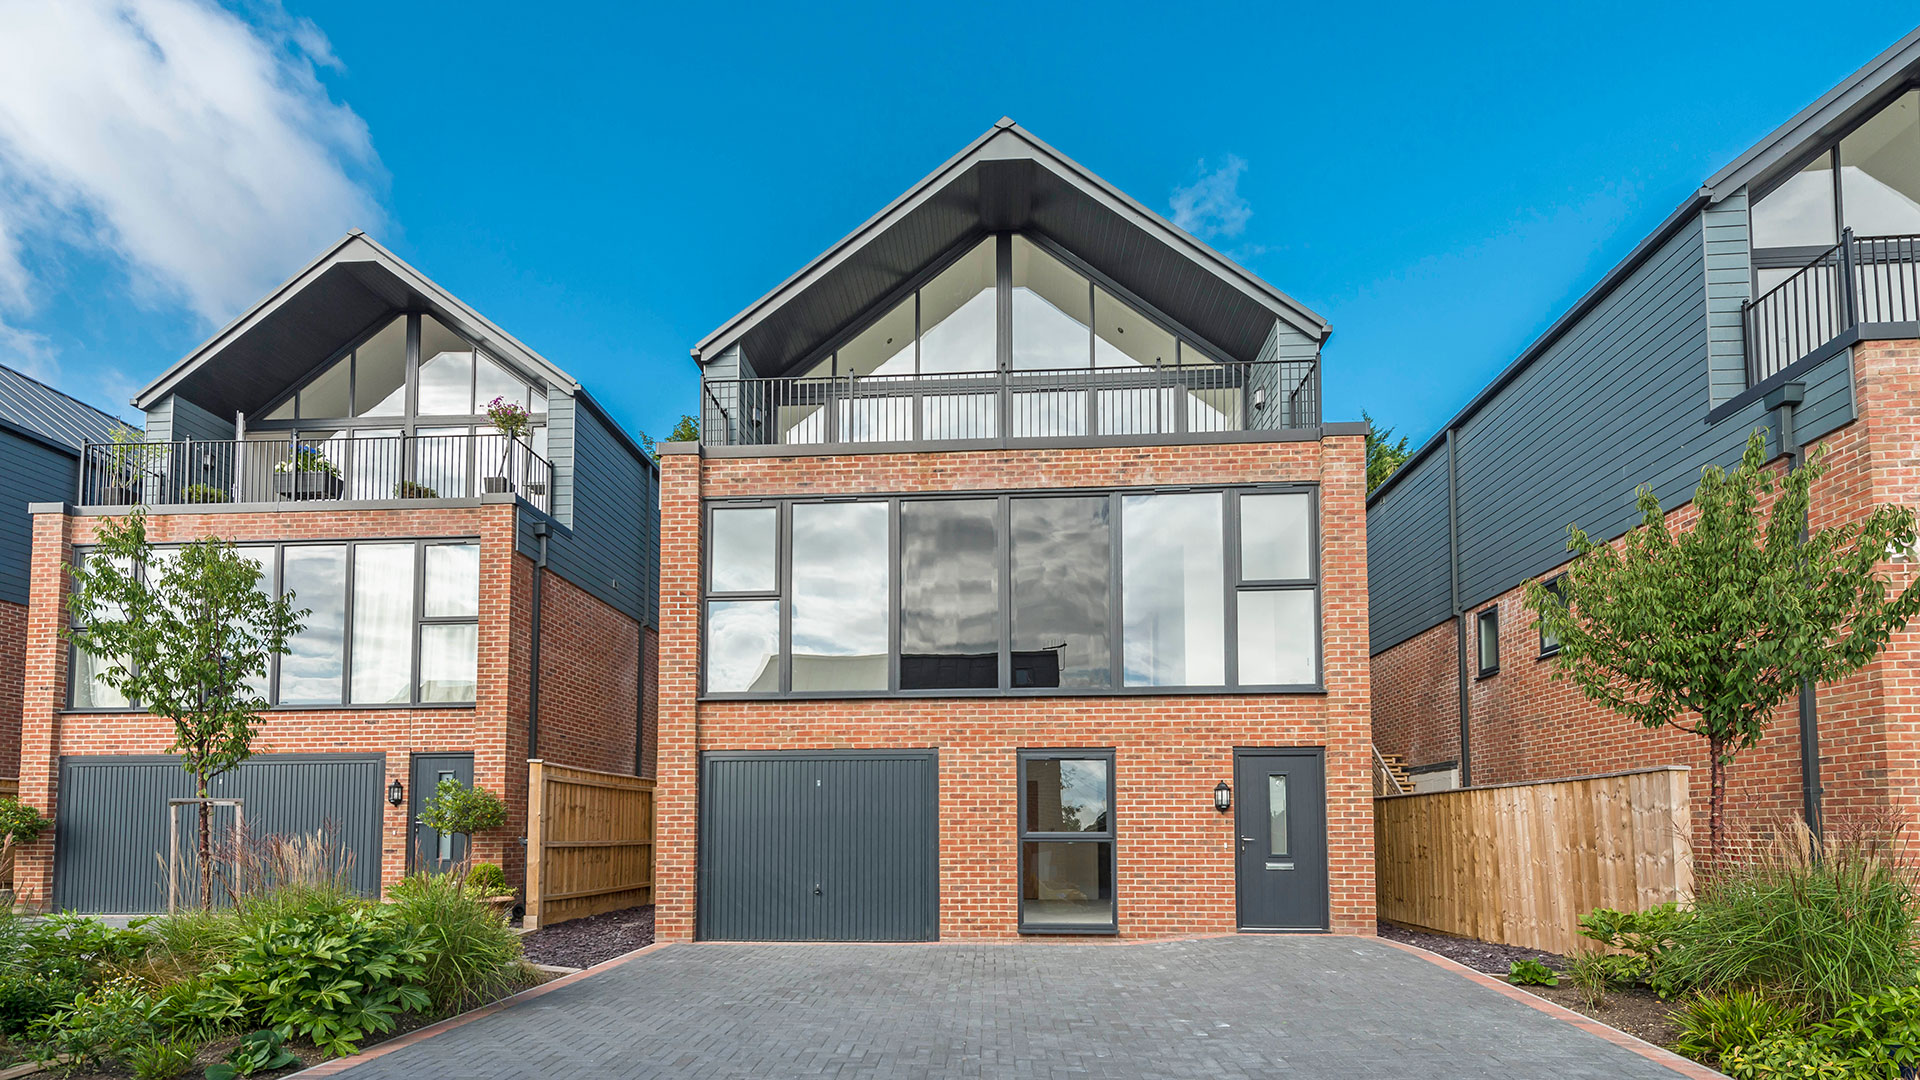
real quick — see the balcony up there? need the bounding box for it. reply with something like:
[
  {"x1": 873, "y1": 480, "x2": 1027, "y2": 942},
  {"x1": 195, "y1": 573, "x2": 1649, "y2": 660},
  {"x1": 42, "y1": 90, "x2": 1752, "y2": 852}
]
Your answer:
[
  {"x1": 1744, "y1": 229, "x2": 1920, "y2": 385},
  {"x1": 78, "y1": 433, "x2": 552, "y2": 514},
  {"x1": 699, "y1": 359, "x2": 1320, "y2": 448}
]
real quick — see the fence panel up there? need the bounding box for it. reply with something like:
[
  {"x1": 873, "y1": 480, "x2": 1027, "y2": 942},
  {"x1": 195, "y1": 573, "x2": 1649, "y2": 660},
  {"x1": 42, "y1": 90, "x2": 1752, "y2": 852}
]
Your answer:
[
  {"x1": 525, "y1": 760, "x2": 655, "y2": 931},
  {"x1": 1374, "y1": 766, "x2": 1692, "y2": 955}
]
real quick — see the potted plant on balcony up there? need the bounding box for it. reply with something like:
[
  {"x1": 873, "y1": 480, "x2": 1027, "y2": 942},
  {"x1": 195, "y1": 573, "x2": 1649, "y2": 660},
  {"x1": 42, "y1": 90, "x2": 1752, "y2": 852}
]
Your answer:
[
  {"x1": 483, "y1": 397, "x2": 531, "y2": 495},
  {"x1": 273, "y1": 443, "x2": 343, "y2": 500},
  {"x1": 96, "y1": 425, "x2": 149, "y2": 505}
]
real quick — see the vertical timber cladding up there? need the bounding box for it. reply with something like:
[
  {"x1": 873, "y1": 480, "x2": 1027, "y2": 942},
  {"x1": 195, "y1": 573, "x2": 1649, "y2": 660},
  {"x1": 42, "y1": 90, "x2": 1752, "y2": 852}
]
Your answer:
[
  {"x1": 52, "y1": 754, "x2": 385, "y2": 914},
  {"x1": 698, "y1": 750, "x2": 938, "y2": 941}
]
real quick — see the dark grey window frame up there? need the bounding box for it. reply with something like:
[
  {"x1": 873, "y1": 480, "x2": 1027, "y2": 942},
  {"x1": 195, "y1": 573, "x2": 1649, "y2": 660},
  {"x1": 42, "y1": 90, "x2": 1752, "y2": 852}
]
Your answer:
[
  {"x1": 1016, "y1": 747, "x2": 1117, "y2": 935},
  {"x1": 65, "y1": 536, "x2": 481, "y2": 712},
  {"x1": 1537, "y1": 575, "x2": 1567, "y2": 658},
  {"x1": 698, "y1": 482, "x2": 1323, "y2": 700},
  {"x1": 1475, "y1": 605, "x2": 1500, "y2": 679}
]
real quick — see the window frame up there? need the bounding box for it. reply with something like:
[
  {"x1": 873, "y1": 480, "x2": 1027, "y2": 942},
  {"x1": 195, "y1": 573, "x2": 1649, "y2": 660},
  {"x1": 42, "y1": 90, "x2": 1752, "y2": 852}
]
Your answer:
[
  {"x1": 699, "y1": 482, "x2": 1323, "y2": 700},
  {"x1": 1537, "y1": 575, "x2": 1567, "y2": 659},
  {"x1": 1016, "y1": 748, "x2": 1118, "y2": 936},
  {"x1": 1747, "y1": 81, "x2": 1920, "y2": 274},
  {"x1": 1476, "y1": 605, "x2": 1500, "y2": 679},
  {"x1": 64, "y1": 536, "x2": 482, "y2": 712}
]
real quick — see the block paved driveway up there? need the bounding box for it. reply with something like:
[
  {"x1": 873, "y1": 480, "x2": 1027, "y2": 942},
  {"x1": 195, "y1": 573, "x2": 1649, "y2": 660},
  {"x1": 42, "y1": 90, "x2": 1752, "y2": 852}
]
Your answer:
[{"x1": 319, "y1": 937, "x2": 1708, "y2": 1079}]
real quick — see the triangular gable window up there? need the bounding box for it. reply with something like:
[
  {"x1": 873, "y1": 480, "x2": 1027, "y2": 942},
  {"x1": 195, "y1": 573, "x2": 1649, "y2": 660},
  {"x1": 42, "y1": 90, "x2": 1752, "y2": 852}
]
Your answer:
[{"x1": 257, "y1": 314, "x2": 546, "y2": 425}]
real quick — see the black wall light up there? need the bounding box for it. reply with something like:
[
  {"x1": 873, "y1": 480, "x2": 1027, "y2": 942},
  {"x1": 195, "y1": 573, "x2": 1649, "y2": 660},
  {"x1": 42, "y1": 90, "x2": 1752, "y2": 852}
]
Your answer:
[
  {"x1": 1214, "y1": 781, "x2": 1232, "y2": 813},
  {"x1": 387, "y1": 779, "x2": 405, "y2": 807}
]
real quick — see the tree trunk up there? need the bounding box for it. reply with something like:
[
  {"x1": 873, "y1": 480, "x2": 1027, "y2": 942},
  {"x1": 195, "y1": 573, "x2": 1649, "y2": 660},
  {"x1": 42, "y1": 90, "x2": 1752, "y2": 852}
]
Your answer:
[
  {"x1": 197, "y1": 775, "x2": 213, "y2": 912},
  {"x1": 1707, "y1": 735, "x2": 1727, "y2": 873}
]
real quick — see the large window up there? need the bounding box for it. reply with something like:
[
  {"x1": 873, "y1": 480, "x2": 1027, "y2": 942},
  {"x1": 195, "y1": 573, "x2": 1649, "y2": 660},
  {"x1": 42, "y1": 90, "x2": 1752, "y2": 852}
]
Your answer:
[
  {"x1": 67, "y1": 539, "x2": 480, "y2": 709},
  {"x1": 1019, "y1": 750, "x2": 1116, "y2": 933},
  {"x1": 702, "y1": 485, "x2": 1319, "y2": 697}
]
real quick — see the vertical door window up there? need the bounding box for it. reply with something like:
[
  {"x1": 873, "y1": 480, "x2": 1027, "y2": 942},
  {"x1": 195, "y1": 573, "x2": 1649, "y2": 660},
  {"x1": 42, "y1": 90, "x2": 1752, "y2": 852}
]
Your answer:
[{"x1": 1018, "y1": 751, "x2": 1116, "y2": 932}]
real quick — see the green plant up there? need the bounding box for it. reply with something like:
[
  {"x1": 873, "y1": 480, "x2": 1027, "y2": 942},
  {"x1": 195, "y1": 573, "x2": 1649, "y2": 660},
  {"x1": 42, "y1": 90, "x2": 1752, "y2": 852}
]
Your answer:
[
  {"x1": 203, "y1": 1029, "x2": 298, "y2": 1079},
  {"x1": 485, "y1": 398, "x2": 531, "y2": 442},
  {"x1": 191, "y1": 903, "x2": 429, "y2": 1057},
  {"x1": 127, "y1": 1037, "x2": 197, "y2": 1080},
  {"x1": 0, "y1": 797, "x2": 51, "y2": 850},
  {"x1": 1716, "y1": 1033, "x2": 1859, "y2": 1080},
  {"x1": 1578, "y1": 904, "x2": 1691, "y2": 997},
  {"x1": 64, "y1": 510, "x2": 308, "y2": 909},
  {"x1": 385, "y1": 871, "x2": 522, "y2": 1011},
  {"x1": 1527, "y1": 429, "x2": 1920, "y2": 856},
  {"x1": 392, "y1": 480, "x2": 438, "y2": 499},
  {"x1": 1812, "y1": 985, "x2": 1920, "y2": 1077},
  {"x1": 31, "y1": 977, "x2": 162, "y2": 1070},
  {"x1": 1364, "y1": 411, "x2": 1410, "y2": 493},
  {"x1": 273, "y1": 444, "x2": 339, "y2": 478},
  {"x1": 416, "y1": 778, "x2": 506, "y2": 841},
  {"x1": 181, "y1": 484, "x2": 229, "y2": 504},
  {"x1": 1507, "y1": 958, "x2": 1559, "y2": 987},
  {"x1": 1565, "y1": 953, "x2": 1614, "y2": 1009},
  {"x1": 1673, "y1": 990, "x2": 1809, "y2": 1065},
  {"x1": 465, "y1": 862, "x2": 509, "y2": 897},
  {"x1": 1664, "y1": 825, "x2": 1919, "y2": 1018}
]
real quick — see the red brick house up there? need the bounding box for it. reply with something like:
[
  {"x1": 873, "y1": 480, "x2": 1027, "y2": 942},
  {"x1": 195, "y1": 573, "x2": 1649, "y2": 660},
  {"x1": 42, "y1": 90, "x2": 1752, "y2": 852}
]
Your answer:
[
  {"x1": 655, "y1": 120, "x2": 1373, "y2": 941},
  {"x1": 15, "y1": 233, "x2": 658, "y2": 912},
  {"x1": 1366, "y1": 29, "x2": 1920, "y2": 845}
]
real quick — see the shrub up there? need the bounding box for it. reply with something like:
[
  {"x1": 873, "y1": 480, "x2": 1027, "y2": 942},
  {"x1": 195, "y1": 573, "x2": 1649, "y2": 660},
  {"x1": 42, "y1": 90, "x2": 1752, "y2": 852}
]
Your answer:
[
  {"x1": 1672, "y1": 990, "x2": 1808, "y2": 1065},
  {"x1": 1812, "y1": 985, "x2": 1920, "y2": 1077},
  {"x1": 417, "y1": 779, "x2": 507, "y2": 839},
  {"x1": 204, "y1": 1029, "x2": 298, "y2": 1080},
  {"x1": 0, "y1": 797, "x2": 51, "y2": 849},
  {"x1": 465, "y1": 863, "x2": 510, "y2": 897},
  {"x1": 393, "y1": 481, "x2": 438, "y2": 499},
  {"x1": 189, "y1": 904, "x2": 430, "y2": 1057},
  {"x1": 385, "y1": 871, "x2": 522, "y2": 1012},
  {"x1": 29, "y1": 977, "x2": 162, "y2": 1070},
  {"x1": 1507, "y1": 958, "x2": 1558, "y2": 987},
  {"x1": 1578, "y1": 904, "x2": 1691, "y2": 997},
  {"x1": 1664, "y1": 823, "x2": 1920, "y2": 1017},
  {"x1": 1716, "y1": 1034, "x2": 1858, "y2": 1080},
  {"x1": 1564, "y1": 953, "x2": 1612, "y2": 1010},
  {"x1": 126, "y1": 1037, "x2": 197, "y2": 1080},
  {"x1": 0, "y1": 913, "x2": 150, "y2": 1038},
  {"x1": 181, "y1": 484, "x2": 228, "y2": 504}
]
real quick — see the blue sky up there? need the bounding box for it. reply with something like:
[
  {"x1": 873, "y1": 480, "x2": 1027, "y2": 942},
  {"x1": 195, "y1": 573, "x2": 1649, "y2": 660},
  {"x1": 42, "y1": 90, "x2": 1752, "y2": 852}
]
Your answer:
[{"x1": 1, "y1": 2, "x2": 1917, "y2": 452}]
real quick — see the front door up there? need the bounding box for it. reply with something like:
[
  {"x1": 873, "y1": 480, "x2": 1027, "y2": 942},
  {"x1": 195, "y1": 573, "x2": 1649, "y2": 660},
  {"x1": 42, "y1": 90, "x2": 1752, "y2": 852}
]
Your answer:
[
  {"x1": 408, "y1": 752, "x2": 474, "y2": 873},
  {"x1": 1234, "y1": 749, "x2": 1329, "y2": 931}
]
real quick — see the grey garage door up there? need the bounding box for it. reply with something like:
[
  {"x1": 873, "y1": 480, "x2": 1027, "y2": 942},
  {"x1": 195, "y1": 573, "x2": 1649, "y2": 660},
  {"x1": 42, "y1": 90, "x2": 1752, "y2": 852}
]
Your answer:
[
  {"x1": 699, "y1": 750, "x2": 939, "y2": 941},
  {"x1": 53, "y1": 753, "x2": 386, "y2": 913}
]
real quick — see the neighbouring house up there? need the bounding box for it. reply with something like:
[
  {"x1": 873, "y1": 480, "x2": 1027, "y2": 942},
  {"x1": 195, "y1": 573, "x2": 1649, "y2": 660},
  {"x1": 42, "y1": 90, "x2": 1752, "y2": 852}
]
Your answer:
[
  {"x1": 15, "y1": 231, "x2": 659, "y2": 913},
  {"x1": 656, "y1": 119, "x2": 1372, "y2": 942},
  {"x1": 1367, "y1": 27, "x2": 1920, "y2": 842},
  {"x1": 0, "y1": 367, "x2": 128, "y2": 779}
]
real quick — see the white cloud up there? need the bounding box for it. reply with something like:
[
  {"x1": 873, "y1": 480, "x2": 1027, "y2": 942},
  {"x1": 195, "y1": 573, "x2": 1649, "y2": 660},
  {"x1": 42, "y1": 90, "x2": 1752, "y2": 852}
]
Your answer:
[
  {"x1": 0, "y1": 0, "x2": 385, "y2": 331},
  {"x1": 1170, "y1": 155, "x2": 1253, "y2": 240}
]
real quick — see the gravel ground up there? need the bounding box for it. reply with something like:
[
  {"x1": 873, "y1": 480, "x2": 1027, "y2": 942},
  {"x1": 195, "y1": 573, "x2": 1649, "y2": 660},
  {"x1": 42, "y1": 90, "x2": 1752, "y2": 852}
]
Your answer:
[
  {"x1": 520, "y1": 905, "x2": 654, "y2": 969},
  {"x1": 1376, "y1": 920, "x2": 1567, "y2": 974}
]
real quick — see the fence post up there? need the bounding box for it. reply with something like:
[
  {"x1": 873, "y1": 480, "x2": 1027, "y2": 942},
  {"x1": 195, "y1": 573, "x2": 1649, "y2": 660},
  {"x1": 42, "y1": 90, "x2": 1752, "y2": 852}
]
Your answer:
[
  {"x1": 1840, "y1": 226, "x2": 1859, "y2": 330},
  {"x1": 524, "y1": 758, "x2": 545, "y2": 931}
]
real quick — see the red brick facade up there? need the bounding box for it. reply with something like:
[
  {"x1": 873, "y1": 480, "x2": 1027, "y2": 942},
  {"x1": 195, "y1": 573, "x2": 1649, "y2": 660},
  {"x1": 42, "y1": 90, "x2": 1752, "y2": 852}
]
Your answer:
[
  {"x1": 655, "y1": 435, "x2": 1375, "y2": 941},
  {"x1": 0, "y1": 599, "x2": 24, "y2": 777},
  {"x1": 1370, "y1": 341, "x2": 1920, "y2": 847},
  {"x1": 12, "y1": 501, "x2": 650, "y2": 908}
]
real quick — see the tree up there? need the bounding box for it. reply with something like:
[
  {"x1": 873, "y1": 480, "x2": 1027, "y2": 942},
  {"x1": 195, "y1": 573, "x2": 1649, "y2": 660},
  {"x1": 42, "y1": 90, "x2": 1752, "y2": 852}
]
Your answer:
[
  {"x1": 637, "y1": 413, "x2": 701, "y2": 458},
  {"x1": 417, "y1": 776, "x2": 507, "y2": 857},
  {"x1": 1526, "y1": 430, "x2": 1920, "y2": 858},
  {"x1": 63, "y1": 510, "x2": 307, "y2": 909},
  {"x1": 1364, "y1": 411, "x2": 1410, "y2": 494}
]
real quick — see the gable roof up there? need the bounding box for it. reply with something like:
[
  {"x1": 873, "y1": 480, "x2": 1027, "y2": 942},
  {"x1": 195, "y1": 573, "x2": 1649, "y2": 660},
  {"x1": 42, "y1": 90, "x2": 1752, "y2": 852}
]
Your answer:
[
  {"x1": 0, "y1": 362, "x2": 126, "y2": 450},
  {"x1": 1367, "y1": 23, "x2": 1920, "y2": 509},
  {"x1": 694, "y1": 119, "x2": 1329, "y2": 375},
  {"x1": 134, "y1": 232, "x2": 579, "y2": 419}
]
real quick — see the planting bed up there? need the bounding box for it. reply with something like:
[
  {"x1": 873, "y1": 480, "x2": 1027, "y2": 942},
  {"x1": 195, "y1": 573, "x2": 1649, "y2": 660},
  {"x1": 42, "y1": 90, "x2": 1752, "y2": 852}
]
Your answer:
[{"x1": 519, "y1": 905, "x2": 654, "y2": 969}]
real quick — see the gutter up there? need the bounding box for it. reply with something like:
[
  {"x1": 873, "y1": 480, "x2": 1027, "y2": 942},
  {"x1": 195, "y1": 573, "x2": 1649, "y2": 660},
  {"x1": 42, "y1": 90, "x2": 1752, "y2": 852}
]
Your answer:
[{"x1": 528, "y1": 521, "x2": 549, "y2": 759}]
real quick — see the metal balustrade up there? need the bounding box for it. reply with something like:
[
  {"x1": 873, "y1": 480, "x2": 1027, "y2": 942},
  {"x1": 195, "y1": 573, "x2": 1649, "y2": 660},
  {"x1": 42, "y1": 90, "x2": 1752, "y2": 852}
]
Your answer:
[
  {"x1": 78, "y1": 433, "x2": 552, "y2": 513},
  {"x1": 699, "y1": 359, "x2": 1320, "y2": 447},
  {"x1": 1745, "y1": 229, "x2": 1920, "y2": 386}
]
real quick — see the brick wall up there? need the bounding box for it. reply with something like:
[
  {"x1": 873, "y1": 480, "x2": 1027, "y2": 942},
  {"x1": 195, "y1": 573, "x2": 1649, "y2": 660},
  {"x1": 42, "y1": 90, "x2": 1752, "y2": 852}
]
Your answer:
[
  {"x1": 11, "y1": 501, "x2": 648, "y2": 905},
  {"x1": 0, "y1": 599, "x2": 24, "y2": 777},
  {"x1": 1370, "y1": 341, "x2": 1920, "y2": 849},
  {"x1": 656, "y1": 435, "x2": 1374, "y2": 941}
]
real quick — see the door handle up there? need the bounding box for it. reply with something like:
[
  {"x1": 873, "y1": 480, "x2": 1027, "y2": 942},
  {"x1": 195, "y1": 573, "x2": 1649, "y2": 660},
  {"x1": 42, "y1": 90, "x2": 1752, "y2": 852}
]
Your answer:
[{"x1": 1239, "y1": 836, "x2": 1256, "y2": 844}]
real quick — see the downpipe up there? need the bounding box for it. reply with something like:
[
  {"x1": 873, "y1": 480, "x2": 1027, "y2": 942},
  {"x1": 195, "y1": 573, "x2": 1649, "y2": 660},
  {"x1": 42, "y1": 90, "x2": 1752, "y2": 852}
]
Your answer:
[{"x1": 1768, "y1": 382, "x2": 1823, "y2": 843}]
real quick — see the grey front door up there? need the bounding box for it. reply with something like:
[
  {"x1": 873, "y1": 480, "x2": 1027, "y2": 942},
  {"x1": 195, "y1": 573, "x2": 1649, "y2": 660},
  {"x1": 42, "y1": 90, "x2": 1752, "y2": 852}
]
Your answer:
[
  {"x1": 409, "y1": 753, "x2": 474, "y2": 873},
  {"x1": 1234, "y1": 748, "x2": 1329, "y2": 931}
]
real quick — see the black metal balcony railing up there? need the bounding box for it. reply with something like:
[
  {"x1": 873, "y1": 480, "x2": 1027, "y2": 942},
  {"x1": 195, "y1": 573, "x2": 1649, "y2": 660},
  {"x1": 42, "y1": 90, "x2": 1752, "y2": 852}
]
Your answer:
[
  {"x1": 1744, "y1": 229, "x2": 1920, "y2": 385},
  {"x1": 78, "y1": 434, "x2": 552, "y2": 514},
  {"x1": 699, "y1": 359, "x2": 1320, "y2": 447}
]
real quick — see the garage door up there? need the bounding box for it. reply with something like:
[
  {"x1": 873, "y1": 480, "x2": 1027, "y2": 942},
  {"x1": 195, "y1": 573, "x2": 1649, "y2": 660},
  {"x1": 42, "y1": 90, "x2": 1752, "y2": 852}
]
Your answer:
[
  {"x1": 699, "y1": 750, "x2": 938, "y2": 941},
  {"x1": 53, "y1": 753, "x2": 386, "y2": 913}
]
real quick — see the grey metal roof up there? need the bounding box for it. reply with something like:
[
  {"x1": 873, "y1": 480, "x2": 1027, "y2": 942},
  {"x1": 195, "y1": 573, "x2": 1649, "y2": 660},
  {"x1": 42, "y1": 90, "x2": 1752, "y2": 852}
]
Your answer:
[
  {"x1": 694, "y1": 119, "x2": 1330, "y2": 375},
  {"x1": 1368, "y1": 23, "x2": 1920, "y2": 508},
  {"x1": 0, "y1": 363, "x2": 127, "y2": 450},
  {"x1": 134, "y1": 232, "x2": 580, "y2": 419}
]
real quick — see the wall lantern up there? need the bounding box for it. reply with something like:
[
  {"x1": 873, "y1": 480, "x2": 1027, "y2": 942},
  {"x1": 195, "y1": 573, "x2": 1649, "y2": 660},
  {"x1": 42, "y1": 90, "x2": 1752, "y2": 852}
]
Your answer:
[
  {"x1": 387, "y1": 779, "x2": 405, "y2": 807},
  {"x1": 1214, "y1": 781, "x2": 1232, "y2": 813}
]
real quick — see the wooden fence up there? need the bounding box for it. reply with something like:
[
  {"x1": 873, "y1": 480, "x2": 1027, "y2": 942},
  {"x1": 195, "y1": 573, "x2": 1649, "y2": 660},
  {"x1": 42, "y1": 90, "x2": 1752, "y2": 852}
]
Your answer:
[
  {"x1": 1374, "y1": 766, "x2": 1693, "y2": 955},
  {"x1": 524, "y1": 760, "x2": 655, "y2": 931}
]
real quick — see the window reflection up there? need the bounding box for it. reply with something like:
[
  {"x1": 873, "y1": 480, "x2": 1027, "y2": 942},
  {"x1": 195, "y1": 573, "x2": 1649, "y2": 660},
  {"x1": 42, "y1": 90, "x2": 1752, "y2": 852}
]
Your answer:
[
  {"x1": 1753, "y1": 154, "x2": 1837, "y2": 250},
  {"x1": 350, "y1": 544, "x2": 415, "y2": 704},
  {"x1": 710, "y1": 507, "x2": 777, "y2": 593},
  {"x1": 706, "y1": 600, "x2": 779, "y2": 692},
  {"x1": 1012, "y1": 237, "x2": 1090, "y2": 371},
  {"x1": 353, "y1": 318, "x2": 408, "y2": 417},
  {"x1": 1841, "y1": 90, "x2": 1920, "y2": 237},
  {"x1": 1237, "y1": 589, "x2": 1317, "y2": 685},
  {"x1": 1010, "y1": 497, "x2": 1111, "y2": 688},
  {"x1": 791, "y1": 503, "x2": 889, "y2": 691},
  {"x1": 1024, "y1": 758, "x2": 1109, "y2": 832},
  {"x1": 918, "y1": 240, "x2": 997, "y2": 374},
  {"x1": 280, "y1": 545, "x2": 347, "y2": 705},
  {"x1": 900, "y1": 499, "x2": 999, "y2": 689},
  {"x1": 1240, "y1": 493, "x2": 1311, "y2": 581},
  {"x1": 1122, "y1": 492, "x2": 1225, "y2": 686}
]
